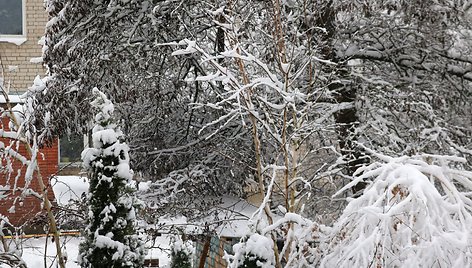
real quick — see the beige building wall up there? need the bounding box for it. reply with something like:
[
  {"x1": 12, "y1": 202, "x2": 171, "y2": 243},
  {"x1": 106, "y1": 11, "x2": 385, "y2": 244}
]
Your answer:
[{"x1": 0, "y1": 0, "x2": 47, "y2": 92}]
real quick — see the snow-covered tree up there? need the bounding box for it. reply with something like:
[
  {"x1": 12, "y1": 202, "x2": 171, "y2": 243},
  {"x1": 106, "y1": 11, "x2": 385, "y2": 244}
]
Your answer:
[
  {"x1": 78, "y1": 88, "x2": 145, "y2": 268},
  {"x1": 228, "y1": 234, "x2": 276, "y2": 268},
  {"x1": 351, "y1": 2, "x2": 470, "y2": 157},
  {"x1": 296, "y1": 1, "x2": 472, "y2": 195},
  {"x1": 0, "y1": 76, "x2": 66, "y2": 268},
  {"x1": 38, "y1": 0, "x2": 254, "y2": 220}
]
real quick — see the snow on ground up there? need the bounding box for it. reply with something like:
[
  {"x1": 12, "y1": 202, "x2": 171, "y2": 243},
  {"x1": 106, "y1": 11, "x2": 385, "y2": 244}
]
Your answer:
[
  {"x1": 0, "y1": 176, "x2": 171, "y2": 267},
  {"x1": 14, "y1": 236, "x2": 80, "y2": 268},
  {"x1": 0, "y1": 236, "x2": 80, "y2": 268},
  {"x1": 1, "y1": 235, "x2": 171, "y2": 268},
  {"x1": 147, "y1": 235, "x2": 172, "y2": 267}
]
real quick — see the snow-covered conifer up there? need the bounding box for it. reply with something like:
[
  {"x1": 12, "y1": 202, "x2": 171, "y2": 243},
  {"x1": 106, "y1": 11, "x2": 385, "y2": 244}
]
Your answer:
[{"x1": 78, "y1": 88, "x2": 145, "y2": 268}]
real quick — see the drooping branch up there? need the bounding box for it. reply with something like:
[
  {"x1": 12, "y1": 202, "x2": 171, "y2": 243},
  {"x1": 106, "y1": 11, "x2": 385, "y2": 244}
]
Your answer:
[{"x1": 341, "y1": 48, "x2": 472, "y2": 82}]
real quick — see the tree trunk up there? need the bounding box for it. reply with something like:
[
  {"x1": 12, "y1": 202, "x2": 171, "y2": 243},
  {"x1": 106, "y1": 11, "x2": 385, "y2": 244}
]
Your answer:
[
  {"x1": 317, "y1": 0, "x2": 368, "y2": 194},
  {"x1": 198, "y1": 235, "x2": 211, "y2": 268}
]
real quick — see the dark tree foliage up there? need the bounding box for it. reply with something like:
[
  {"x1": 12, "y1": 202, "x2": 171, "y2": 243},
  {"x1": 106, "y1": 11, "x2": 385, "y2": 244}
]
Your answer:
[
  {"x1": 38, "y1": 0, "x2": 256, "y2": 219},
  {"x1": 309, "y1": 0, "x2": 472, "y2": 174},
  {"x1": 331, "y1": 0, "x2": 472, "y2": 157},
  {"x1": 170, "y1": 250, "x2": 192, "y2": 268}
]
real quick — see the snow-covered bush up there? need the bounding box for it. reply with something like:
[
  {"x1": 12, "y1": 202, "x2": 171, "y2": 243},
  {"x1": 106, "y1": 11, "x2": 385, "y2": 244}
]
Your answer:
[
  {"x1": 78, "y1": 88, "x2": 145, "y2": 268},
  {"x1": 227, "y1": 233, "x2": 276, "y2": 268},
  {"x1": 321, "y1": 151, "x2": 472, "y2": 267},
  {"x1": 170, "y1": 235, "x2": 194, "y2": 268}
]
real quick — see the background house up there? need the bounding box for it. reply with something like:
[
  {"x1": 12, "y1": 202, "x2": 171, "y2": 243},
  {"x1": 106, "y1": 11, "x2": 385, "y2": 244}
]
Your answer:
[
  {"x1": 0, "y1": 0, "x2": 59, "y2": 227},
  {"x1": 190, "y1": 196, "x2": 281, "y2": 268},
  {"x1": 0, "y1": 0, "x2": 46, "y2": 91}
]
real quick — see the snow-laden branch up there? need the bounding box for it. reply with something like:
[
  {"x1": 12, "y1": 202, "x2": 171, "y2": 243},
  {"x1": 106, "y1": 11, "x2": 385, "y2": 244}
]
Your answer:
[{"x1": 323, "y1": 151, "x2": 472, "y2": 267}]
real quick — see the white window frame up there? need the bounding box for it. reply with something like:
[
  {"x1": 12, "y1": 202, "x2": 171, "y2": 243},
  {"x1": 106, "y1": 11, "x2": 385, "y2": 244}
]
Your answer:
[{"x1": 0, "y1": 0, "x2": 27, "y2": 45}]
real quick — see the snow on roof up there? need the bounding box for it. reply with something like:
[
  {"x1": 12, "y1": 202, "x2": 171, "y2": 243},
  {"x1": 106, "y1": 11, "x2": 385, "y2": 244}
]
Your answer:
[
  {"x1": 202, "y1": 195, "x2": 282, "y2": 238},
  {"x1": 0, "y1": 94, "x2": 26, "y2": 104},
  {"x1": 211, "y1": 196, "x2": 260, "y2": 237},
  {"x1": 51, "y1": 176, "x2": 89, "y2": 206},
  {"x1": 148, "y1": 196, "x2": 263, "y2": 238}
]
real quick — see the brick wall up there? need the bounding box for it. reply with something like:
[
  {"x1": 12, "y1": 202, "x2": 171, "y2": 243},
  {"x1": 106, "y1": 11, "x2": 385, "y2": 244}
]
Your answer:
[
  {"x1": 0, "y1": 116, "x2": 58, "y2": 227},
  {"x1": 0, "y1": 0, "x2": 47, "y2": 91}
]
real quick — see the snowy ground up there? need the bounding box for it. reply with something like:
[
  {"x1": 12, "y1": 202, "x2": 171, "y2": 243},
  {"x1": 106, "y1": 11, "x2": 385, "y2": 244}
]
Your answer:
[
  {"x1": 1, "y1": 235, "x2": 171, "y2": 267},
  {"x1": 2, "y1": 236, "x2": 81, "y2": 268}
]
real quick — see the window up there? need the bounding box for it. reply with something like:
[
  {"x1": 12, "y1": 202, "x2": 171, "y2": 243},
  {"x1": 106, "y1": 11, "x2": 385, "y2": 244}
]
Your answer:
[
  {"x1": 0, "y1": 0, "x2": 26, "y2": 44},
  {"x1": 59, "y1": 134, "x2": 84, "y2": 163}
]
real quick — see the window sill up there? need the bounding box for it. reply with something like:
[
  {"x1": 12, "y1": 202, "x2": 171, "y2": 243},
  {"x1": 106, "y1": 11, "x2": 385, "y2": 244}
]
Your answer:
[{"x1": 0, "y1": 36, "x2": 27, "y2": 46}]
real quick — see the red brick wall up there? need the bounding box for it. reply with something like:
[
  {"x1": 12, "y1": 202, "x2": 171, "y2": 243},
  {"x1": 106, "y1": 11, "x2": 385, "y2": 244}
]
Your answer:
[{"x1": 0, "y1": 117, "x2": 58, "y2": 227}]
